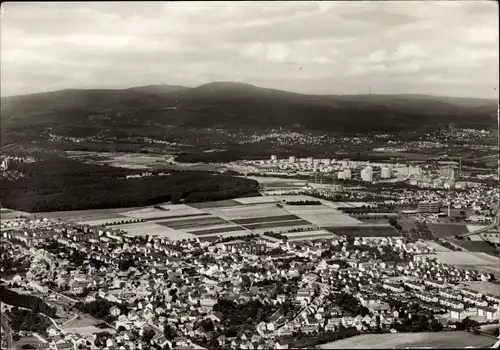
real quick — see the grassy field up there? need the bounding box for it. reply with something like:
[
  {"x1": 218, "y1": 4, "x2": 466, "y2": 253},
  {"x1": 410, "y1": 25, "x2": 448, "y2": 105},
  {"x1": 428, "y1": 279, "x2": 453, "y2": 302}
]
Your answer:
[
  {"x1": 0, "y1": 208, "x2": 33, "y2": 221},
  {"x1": 448, "y1": 239, "x2": 498, "y2": 255},
  {"x1": 427, "y1": 223, "x2": 469, "y2": 238},
  {"x1": 67, "y1": 151, "x2": 173, "y2": 170},
  {"x1": 463, "y1": 281, "x2": 500, "y2": 296},
  {"x1": 467, "y1": 225, "x2": 489, "y2": 232},
  {"x1": 61, "y1": 313, "x2": 115, "y2": 336},
  {"x1": 433, "y1": 251, "x2": 499, "y2": 266},
  {"x1": 424, "y1": 240, "x2": 453, "y2": 252},
  {"x1": 38, "y1": 207, "x2": 137, "y2": 222},
  {"x1": 319, "y1": 331, "x2": 496, "y2": 349}
]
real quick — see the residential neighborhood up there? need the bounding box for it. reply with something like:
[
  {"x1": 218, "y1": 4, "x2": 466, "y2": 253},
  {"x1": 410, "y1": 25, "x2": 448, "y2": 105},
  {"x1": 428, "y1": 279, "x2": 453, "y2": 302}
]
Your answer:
[{"x1": 1, "y1": 215, "x2": 499, "y2": 349}]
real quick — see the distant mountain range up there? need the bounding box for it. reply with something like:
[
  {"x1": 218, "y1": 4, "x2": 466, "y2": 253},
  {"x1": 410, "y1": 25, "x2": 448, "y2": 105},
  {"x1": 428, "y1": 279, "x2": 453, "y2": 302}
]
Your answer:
[{"x1": 1, "y1": 82, "x2": 497, "y2": 145}]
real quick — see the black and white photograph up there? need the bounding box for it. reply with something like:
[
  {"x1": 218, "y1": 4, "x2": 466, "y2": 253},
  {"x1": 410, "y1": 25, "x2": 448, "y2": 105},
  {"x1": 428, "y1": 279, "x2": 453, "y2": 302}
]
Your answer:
[{"x1": 0, "y1": 1, "x2": 499, "y2": 349}]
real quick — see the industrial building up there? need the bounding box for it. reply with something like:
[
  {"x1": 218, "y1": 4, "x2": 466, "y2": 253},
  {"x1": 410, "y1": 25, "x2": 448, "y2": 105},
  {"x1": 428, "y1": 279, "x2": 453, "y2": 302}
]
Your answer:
[
  {"x1": 418, "y1": 201, "x2": 441, "y2": 213},
  {"x1": 440, "y1": 166, "x2": 458, "y2": 180}
]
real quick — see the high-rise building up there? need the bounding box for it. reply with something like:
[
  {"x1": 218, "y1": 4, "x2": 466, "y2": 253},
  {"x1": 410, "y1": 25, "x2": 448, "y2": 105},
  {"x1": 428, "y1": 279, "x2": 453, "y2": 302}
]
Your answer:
[
  {"x1": 361, "y1": 166, "x2": 373, "y2": 182},
  {"x1": 338, "y1": 169, "x2": 352, "y2": 180},
  {"x1": 307, "y1": 157, "x2": 314, "y2": 165},
  {"x1": 289, "y1": 156, "x2": 296, "y2": 163},
  {"x1": 381, "y1": 167, "x2": 392, "y2": 179},
  {"x1": 271, "y1": 155, "x2": 278, "y2": 162}
]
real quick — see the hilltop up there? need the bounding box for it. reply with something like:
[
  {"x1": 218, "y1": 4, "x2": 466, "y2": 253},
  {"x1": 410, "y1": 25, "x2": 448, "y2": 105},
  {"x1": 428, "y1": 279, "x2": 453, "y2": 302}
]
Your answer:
[{"x1": 1, "y1": 82, "x2": 497, "y2": 146}]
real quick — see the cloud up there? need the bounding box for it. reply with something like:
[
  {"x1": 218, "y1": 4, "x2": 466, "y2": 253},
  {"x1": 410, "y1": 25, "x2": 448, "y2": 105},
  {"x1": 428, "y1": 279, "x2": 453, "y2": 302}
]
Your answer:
[{"x1": 0, "y1": 1, "x2": 498, "y2": 98}]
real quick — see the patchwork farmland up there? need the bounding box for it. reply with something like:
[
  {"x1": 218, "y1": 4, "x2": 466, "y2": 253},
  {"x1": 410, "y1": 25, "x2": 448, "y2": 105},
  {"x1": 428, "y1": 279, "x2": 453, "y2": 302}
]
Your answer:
[{"x1": 40, "y1": 195, "x2": 403, "y2": 241}]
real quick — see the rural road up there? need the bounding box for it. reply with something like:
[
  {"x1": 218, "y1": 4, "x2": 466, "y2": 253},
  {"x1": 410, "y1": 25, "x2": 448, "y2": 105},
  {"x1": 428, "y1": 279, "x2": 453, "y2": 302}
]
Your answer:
[{"x1": 1, "y1": 312, "x2": 13, "y2": 350}]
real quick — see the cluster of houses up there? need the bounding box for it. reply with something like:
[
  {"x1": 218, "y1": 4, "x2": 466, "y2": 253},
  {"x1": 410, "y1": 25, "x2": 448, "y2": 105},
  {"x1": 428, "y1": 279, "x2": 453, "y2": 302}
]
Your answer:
[{"x1": 2, "y1": 216, "x2": 499, "y2": 350}]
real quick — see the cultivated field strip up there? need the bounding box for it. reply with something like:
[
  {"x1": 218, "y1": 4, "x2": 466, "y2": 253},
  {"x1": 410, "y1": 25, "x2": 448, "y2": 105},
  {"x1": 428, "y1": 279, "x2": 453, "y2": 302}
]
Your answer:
[
  {"x1": 284, "y1": 229, "x2": 336, "y2": 238},
  {"x1": 233, "y1": 197, "x2": 279, "y2": 204},
  {"x1": 326, "y1": 226, "x2": 400, "y2": 237},
  {"x1": 231, "y1": 214, "x2": 300, "y2": 225},
  {"x1": 207, "y1": 204, "x2": 290, "y2": 220},
  {"x1": 188, "y1": 226, "x2": 246, "y2": 236},
  {"x1": 242, "y1": 219, "x2": 312, "y2": 230},
  {"x1": 186, "y1": 223, "x2": 241, "y2": 233},
  {"x1": 141, "y1": 212, "x2": 211, "y2": 222},
  {"x1": 156, "y1": 216, "x2": 228, "y2": 229},
  {"x1": 187, "y1": 199, "x2": 242, "y2": 209}
]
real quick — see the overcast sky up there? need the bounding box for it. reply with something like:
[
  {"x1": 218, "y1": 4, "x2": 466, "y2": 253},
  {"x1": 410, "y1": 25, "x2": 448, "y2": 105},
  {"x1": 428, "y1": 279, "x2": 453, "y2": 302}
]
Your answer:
[{"x1": 1, "y1": 1, "x2": 498, "y2": 98}]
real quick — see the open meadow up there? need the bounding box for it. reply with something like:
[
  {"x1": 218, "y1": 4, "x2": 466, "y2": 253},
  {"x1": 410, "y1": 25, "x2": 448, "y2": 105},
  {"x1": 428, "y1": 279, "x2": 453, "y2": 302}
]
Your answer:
[
  {"x1": 447, "y1": 239, "x2": 498, "y2": 255},
  {"x1": 60, "y1": 313, "x2": 115, "y2": 337},
  {"x1": 66, "y1": 151, "x2": 173, "y2": 170},
  {"x1": 319, "y1": 331, "x2": 496, "y2": 349},
  {"x1": 0, "y1": 208, "x2": 33, "y2": 221},
  {"x1": 432, "y1": 251, "x2": 499, "y2": 275},
  {"x1": 461, "y1": 281, "x2": 500, "y2": 296},
  {"x1": 423, "y1": 240, "x2": 452, "y2": 252}
]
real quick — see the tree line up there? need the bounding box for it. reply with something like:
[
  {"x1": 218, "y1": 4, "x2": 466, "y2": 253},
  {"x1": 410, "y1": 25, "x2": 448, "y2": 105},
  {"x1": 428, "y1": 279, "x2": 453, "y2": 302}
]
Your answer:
[{"x1": 0, "y1": 285, "x2": 57, "y2": 317}]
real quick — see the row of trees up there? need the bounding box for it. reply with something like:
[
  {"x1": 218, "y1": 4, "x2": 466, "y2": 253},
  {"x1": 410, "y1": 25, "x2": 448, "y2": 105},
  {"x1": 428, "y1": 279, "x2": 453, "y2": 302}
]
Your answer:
[
  {"x1": 263, "y1": 231, "x2": 288, "y2": 241},
  {"x1": 388, "y1": 218, "x2": 403, "y2": 231},
  {"x1": 0, "y1": 285, "x2": 57, "y2": 317},
  {"x1": 285, "y1": 200, "x2": 322, "y2": 206}
]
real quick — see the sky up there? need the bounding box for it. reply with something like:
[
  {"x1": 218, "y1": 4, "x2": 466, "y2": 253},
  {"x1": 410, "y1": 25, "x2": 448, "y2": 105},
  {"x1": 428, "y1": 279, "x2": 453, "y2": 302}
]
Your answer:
[{"x1": 1, "y1": 1, "x2": 499, "y2": 98}]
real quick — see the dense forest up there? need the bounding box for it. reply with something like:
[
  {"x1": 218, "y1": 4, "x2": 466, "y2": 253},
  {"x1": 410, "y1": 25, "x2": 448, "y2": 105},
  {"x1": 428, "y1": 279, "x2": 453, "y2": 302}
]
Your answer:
[
  {"x1": 6, "y1": 307, "x2": 53, "y2": 334},
  {"x1": 74, "y1": 298, "x2": 130, "y2": 323},
  {"x1": 0, "y1": 157, "x2": 260, "y2": 212}
]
